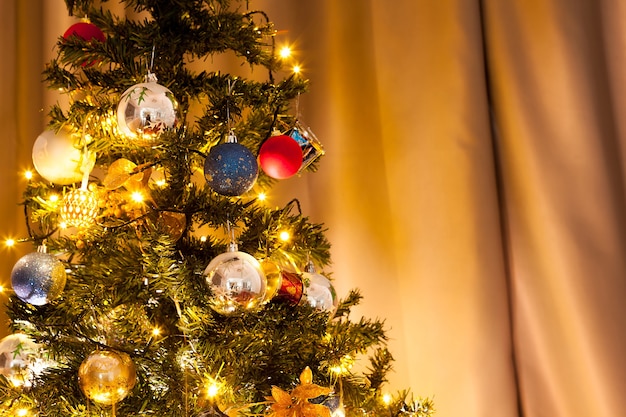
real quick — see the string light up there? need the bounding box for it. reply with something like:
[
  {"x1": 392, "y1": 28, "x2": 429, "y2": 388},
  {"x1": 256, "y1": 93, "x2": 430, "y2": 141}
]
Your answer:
[
  {"x1": 279, "y1": 230, "x2": 290, "y2": 241},
  {"x1": 49, "y1": 194, "x2": 60, "y2": 204},
  {"x1": 200, "y1": 235, "x2": 207, "y2": 243},
  {"x1": 292, "y1": 65, "x2": 302, "y2": 74},
  {"x1": 151, "y1": 327, "x2": 161, "y2": 337},
  {"x1": 257, "y1": 192, "x2": 267, "y2": 201},
  {"x1": 5, "y1": 238, "x2": 15, "y2": 247},
  {"x1": 24, "y1": 170, "x2": 33, "y2": 180},
  {"x1": 16, "y1": 408, "x2": 30, "y2": 417},
  {"x1": 382, "y1": 393, "x2": 393, "y2": 405},
  {"x1": 279, "y1": 46, "x2": 292, "y2": 59},
  {"x1": 130, "y1": 191, "x2": 145, "y2": 203}
]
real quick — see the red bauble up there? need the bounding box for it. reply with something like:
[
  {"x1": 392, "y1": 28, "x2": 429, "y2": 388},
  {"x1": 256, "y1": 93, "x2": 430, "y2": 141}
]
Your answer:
[
  {"x1": 63, "y1": 22, "x2": 106, "y2": 43},
  {"x1": 258, "y1": 135, "x2": 303, "y2": 179},
  {"x1": 63, "y1": 22, "x2": 106, "y2": 67}
]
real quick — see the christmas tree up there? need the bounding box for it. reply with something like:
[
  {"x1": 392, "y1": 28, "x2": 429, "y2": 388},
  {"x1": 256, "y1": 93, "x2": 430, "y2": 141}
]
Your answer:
[{"x1": 0, "y1": 1, "x2": 433, "y2": 416}]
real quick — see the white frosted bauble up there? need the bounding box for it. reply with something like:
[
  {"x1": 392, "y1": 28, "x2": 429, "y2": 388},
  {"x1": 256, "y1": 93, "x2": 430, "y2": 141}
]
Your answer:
[{"x1": 32, "y1": 128, "x2": 85, "y2": 185}]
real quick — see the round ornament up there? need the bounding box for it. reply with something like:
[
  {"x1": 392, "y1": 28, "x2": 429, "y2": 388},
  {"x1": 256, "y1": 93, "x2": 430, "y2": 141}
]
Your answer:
[
  {"x1": 302, "y1": 263, "x2": 337, "y2": 316},
  {"x1": 78, "y1": 350, "x2": 137, "y2": 406},
  {"x1": 203, "y1": 247, "x2": 267, "y2": 315},
  {"x1": 32, "y1": 128, "x2": 87, "y2": 185},
  {"x1": 0, "y1": 334, "x2": 46, "y2": 388},
  {"x1": 63, "y1": 22, "x2": 106, "y2": 67},
  {"x1": 258, "y1": 134, "x2": 302, "y2": 179},
  {"x1": 117, "y1": 74, "x2": 179, "y2": 144},
  {"x1": 274, "y1": 271, "x2": 304, "y2": 305},
  {"x1": 60, "y1": 188, "x2": 99, "y2": 228},
  {"x1": 11, "y1": 249, "x2": 67, "y2": 306},
  {"x1": 204, "y1": 135, "x2": 258, "y2": 196},
  {"x1": 63, "y1": 22, "x2": 106, "y2": 43}
]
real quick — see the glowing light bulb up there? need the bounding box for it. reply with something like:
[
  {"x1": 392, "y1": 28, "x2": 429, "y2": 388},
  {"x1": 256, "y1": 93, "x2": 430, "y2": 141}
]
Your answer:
[
  {"x1": 17, "y1": 409, "x2": 29, "y2": 417},
  {"x1": 130, "y1": 191, "x2": 144, "y2": 203},
  {"x1": 155, "y1": 179, "x2": 167, "y2": 187},
  {"x1": 5, "y1": 238, "x2": 15, "y2": 247},
  {"x1": 151, "y1": 327, "x2": 161, "y2": 337},
  {"x1": 49, "y1": 194, "x2": 59, "y2": 203},
  {"x1": 279, "y1": 230, "x2": 290, "y2": 241},
  {"x1": 0, "y1": 285, "x2": 4, "y2": 293},
  {"x1": 207, "y1": 382, "x2": 220, "y2": 398},
  {"x1": 292, "y1": 65, "x2": 301, "y2": 74},
  {"x1": 382, "y1": 393, "x2": 393, "y2": 405},
  {"x1": 24, "y1": 170, "x2": 33, "y2": 180},
  {"x1": 200, "y1": 235, "x2": 207, "y2": 243},
  {"x1": 257, "y1": 192, "x2": 267, "y2": 201},
  {"x1": 279, "y1": 46, "x2": 292, "y2": 59}
]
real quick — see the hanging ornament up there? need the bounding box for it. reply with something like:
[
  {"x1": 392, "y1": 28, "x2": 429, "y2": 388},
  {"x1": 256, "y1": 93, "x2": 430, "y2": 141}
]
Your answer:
[
  {"x1": 31, "y1": 128, "x2": 94, "y2": 185},
  {"x1": 259, "y1": 259, "x2": 284, "y2": 303},
  {"x1": 63, "y1": 21, "x2": 106, "y2": 67},
  {"x1": 301, "y1": 261, "x2": 338, "y2": 316},
  {"x1": 78, "y1": 350, "x2": 137, "y2": 406},
  {"x1": 60, "y1": 188, "x2": 99, "y2": 228},
  {"x1": 258, "y1": 133, "x2": 303, "y2": 179},
  {"x1": 273, "y1": 270, "x2": 304, "y2": 305},
  {"x1": 11, "y1": 245, "x2": 67, "y2": 306},
  {"x1": 204, "y1": 130, "x2": 258, "y2": 196},
  {"x1": 286, "y1": 120, "x2": 325, "y2": 173},
  {"x1": 117, "y1": 72, "x2": 179, "y2": 145},
  {"x1": 203, "y1": 241, "x2": 267, "y2": 315},
  {"x1": 0, "y1": 333, "x2": 49, "y2": 388},
  {"x1": 63, "y1": 22, "x2": 106, "y2": 43}
]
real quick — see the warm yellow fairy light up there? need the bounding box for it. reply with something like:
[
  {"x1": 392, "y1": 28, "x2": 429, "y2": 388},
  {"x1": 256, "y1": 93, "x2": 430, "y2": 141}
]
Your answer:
[
  {"x1": 279, "y1": 46, "x2": 292, "y2": 59},
  {"x1": 154, "y1": 179, "x2": 167, "y2": 187},
  {"x1": 5, "y1": 238, "x2": 15, "y2": 247},
  {"x1": 130, "y1": 191, "x2": 145, "y2": 203},
  {"x1": 24, "y1": 170, "x2": 33, "y2": 180},
  {"x1": 200, "y1": 235, "x2": 207, "y2": 243},
  {"x1": 16, "y1": 409, "x2": 29, "y2": 417},
  {"x1": 206, "y1": 381, "x2": 220, "y2": 398},
  {"x1": 0, "y1": 285, "x2": 4, "y2": 293},
  {"x1": 257, "y1": 192, "x2": 267, "y2": 201},
  {"x1": 279, "y1": 230, "x2": 290, "y2": 241},
  {"x1": 151, "y1": 327, "x2": 161, "y2": 337},
  {"x1": 382, "y1": 393, "x2": 393, "y2": 405},
  {"x1": 330, "y1": 354, "x2": 354, "y2": 376},
  {"x1": 49, "y1": 194, "x2": 59, "y2": 203},
  {"x1": 59, "y1": 221, "x2": 68, "y2": 229},
  {"x1": 292, "y1": 64, "x2": 301, "y2": 74}
]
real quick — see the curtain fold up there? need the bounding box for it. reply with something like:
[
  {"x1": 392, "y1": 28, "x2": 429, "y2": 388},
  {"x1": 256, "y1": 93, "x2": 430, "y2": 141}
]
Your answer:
[
  {"x1": 485, "y1": 1, "x2": 626, "y2": 416},
  {"x1": 2, "y1": 1, "x2": 626, "y2": 416}
]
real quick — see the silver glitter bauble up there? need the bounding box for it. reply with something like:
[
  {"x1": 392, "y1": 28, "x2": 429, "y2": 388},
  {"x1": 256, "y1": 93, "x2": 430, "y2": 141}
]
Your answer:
[{"x1": 11, "y1": 249, "x2": 67, "y2": 306}]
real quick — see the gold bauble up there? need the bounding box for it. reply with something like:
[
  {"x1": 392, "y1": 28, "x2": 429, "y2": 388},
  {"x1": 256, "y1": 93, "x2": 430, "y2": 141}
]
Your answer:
[{"x1": 78, "y1": 350, "x2": 137, "y2": 405}]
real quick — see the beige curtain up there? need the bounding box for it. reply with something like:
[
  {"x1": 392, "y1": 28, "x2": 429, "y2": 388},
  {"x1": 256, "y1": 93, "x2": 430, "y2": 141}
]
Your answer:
[{"x1": 3, "y1": 0, "x2": 626, "y2": 416}]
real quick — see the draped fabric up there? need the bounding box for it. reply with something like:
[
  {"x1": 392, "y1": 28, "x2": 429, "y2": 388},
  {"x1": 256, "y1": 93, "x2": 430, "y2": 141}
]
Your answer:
[{"x1": 2, "y1": 1, "x2": 626, "y2": 416}]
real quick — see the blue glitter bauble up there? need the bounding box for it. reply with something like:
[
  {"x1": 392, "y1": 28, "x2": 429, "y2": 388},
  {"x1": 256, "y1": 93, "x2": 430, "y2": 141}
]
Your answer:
[
  {"x1": 204, "y1": 142, "x2": 258, "y2": 196},
  {"x1": 11, "y1": 252, "x2": 67, "y2": 306}
]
